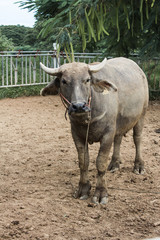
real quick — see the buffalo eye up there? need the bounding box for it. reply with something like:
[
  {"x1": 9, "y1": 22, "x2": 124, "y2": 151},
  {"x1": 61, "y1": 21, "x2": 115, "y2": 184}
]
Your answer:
[
  {"x1": 62, "y1": 79, "x2": 67, "y2": 85},
  {"x1": 86, "y1": 79, "x2": 91, "y2": 83}
]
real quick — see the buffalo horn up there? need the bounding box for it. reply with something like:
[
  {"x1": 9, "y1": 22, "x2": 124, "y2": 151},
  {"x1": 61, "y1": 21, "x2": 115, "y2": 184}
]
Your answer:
[
  {"x1": 40, "y1": 62, "x2": 60, "y2": 76},
  {"x1": 88, "y1": 58, "x2": 107, "y2": 73}
]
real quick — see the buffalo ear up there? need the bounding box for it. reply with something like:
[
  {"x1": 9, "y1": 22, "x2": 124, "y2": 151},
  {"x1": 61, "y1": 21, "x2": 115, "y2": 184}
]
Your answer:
[
  {"x1": 40, "y1": 77, "x2": 60, "y2": 96},
  {"x1": 91, "y1": 76, "x2": 117, "y2": 94}
]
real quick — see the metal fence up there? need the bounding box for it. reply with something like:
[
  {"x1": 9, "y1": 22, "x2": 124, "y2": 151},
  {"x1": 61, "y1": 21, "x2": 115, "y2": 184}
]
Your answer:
[
  {"x1": 0, "y1": 51, "x2": 160, "y2": 93},
  {"x1": 0, "y1": 51, "x2": 101, "y2": 88}
]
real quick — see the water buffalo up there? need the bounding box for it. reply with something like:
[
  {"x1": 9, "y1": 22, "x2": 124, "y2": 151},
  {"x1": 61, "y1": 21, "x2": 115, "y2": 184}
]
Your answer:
[{"x1": 40, "y1": 57, "x2": 149, "y2": 204}]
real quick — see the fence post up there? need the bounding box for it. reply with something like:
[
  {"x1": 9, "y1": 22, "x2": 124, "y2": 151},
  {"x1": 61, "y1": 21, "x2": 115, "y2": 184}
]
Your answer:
[
  {"x1": 2, "y1": 56, "x2": 4, "y2": 86},
  {"x1": 33, "y1": 57, "x2": 36, "y2": 83},
  {"x1": 15, "y1": 57, "x2": 18, "y2": 85},
  {"x1": 53, "y1": 43, "x2": 60, "y2": 67}
]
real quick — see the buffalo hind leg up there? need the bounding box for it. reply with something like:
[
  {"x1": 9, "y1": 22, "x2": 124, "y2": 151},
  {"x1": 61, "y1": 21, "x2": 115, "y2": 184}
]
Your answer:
[
  {"x1": 93, "y1": 132, "x2": 114, "y2": 205},
  {"x1": 133, "y1": 116, "x2": 145, "y2": 174},
  {"x1": 72, "y1": 132, "x2": 91, "y2": 200},
  {"x1": 108, "y1": 135, "x2": 123, "y2": 172}
]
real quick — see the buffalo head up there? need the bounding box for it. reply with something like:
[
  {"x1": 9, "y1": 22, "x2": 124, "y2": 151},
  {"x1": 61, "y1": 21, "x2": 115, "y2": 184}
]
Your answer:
[{"x1": 40, "y1": 59, "x2": 117, "y2": 119}]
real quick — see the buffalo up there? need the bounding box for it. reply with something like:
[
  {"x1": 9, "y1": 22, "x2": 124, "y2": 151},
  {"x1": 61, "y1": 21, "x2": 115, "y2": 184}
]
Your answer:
[{"x1": 40, "y1": 57, "x2": 149, "y2": 204}]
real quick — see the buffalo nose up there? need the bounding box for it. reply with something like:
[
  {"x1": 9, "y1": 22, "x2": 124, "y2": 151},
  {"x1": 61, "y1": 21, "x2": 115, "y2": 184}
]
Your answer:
[
  {"x1": 72, "y1": 102, "x2": 86, "y2": 112},
  {"x1": 68, "y1": 102, "x2": 91, "y2": 115}
]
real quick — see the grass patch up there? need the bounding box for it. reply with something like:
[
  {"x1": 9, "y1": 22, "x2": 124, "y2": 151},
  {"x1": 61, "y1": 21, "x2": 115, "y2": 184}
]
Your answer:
[{"x1": 0, "y1": 85, "x2": 46, "y2": 99}]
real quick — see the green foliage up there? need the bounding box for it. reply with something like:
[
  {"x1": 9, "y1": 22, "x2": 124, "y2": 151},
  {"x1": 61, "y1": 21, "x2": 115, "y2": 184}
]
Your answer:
[
  {"x1": 17, "y1": 0, "x2": 160, "y2": 58},
  {"x1": 0, "y1": 24, "x2": 56, "y2": 51},
  {"x1": 135, "y1": 57, "x2": 160, "y2": 100},
  {"x1": 0, "y1": 25, "x2": 38, "y2": 51},
  {"x1": 0, "y1": 30, "x2": 14, "y2": 51},
  {"x1": 71, "y1": 0, "x2": 160, "y2": 56},
  {"x1": 14, "y1": 45, "x2": 35, "y2": 51},
  {"x1": 0, "y1": 25, "x2": 35, "y2": 46}
]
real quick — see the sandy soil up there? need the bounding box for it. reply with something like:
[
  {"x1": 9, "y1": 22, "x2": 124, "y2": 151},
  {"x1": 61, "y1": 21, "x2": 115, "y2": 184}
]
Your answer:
[{"x1": 0, "y1": 96, "x2": 160, "y2": 240}]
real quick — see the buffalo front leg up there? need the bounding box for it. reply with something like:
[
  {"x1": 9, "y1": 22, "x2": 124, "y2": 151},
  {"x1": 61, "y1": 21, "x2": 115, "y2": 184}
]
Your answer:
[
  {"x1": 72, "y1": 131, "x2": 91, "y2": 200},
  {"x1": 93, "y1": 132, "x2": 114, "y2": 205}
]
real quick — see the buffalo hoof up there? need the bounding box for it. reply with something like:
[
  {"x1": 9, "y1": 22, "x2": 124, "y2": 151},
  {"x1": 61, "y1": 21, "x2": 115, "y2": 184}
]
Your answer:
[
  {"x1": 133, "y1": 160, "x2": 145, "y2": 174},
  {"x1": 108, "y1": 159, "x2": 120, "y2": 172},
  {"x1": 73, "y1": 181, "x2": 91, "y2": 200},
  {"x1": 92, "y1": 187, "x2": 108, "y2": 205},
  {"x1": 133, "y1": 166, "x2": 145, "y2": 175}
]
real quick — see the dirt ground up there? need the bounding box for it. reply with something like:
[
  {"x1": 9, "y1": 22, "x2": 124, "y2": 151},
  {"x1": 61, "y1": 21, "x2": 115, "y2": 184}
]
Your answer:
[{"x1": 0, "y1": 95, "x2": 160, "y2": 240}]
